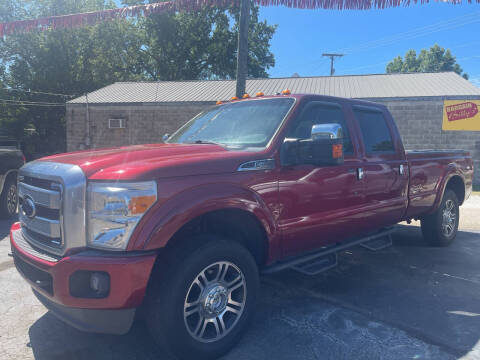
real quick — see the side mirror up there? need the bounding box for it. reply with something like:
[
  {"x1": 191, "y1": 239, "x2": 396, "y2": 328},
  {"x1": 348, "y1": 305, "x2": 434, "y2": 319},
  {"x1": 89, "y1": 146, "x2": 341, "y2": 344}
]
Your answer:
[
  {"x1": 281, "y1": 123, "x2": 344, "y2": 166},
  {"x1": 162, "y1": 133, "x2": 170, "y2": 142},
  {"x1": 311, "y1": 123, "x2": 343, "y2": 140}
]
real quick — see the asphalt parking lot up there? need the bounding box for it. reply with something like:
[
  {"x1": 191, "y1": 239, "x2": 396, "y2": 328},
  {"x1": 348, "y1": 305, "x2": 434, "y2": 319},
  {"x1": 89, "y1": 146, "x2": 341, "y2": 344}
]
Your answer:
[{"x1": 1, "y1": 197, "x2": 480, "y2": 360}]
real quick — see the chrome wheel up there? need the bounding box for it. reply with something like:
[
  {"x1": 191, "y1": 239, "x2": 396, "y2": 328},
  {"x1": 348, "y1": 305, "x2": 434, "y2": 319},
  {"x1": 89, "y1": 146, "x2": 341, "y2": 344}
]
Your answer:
[
  {"x1": 6, "y1": 184, "x2": 17, "y2": 215},
  {"x1": 183, "y1": 261, "x2": 247, "y2": 343},
  {"x1": 441, "y1": 199, "x2": 456, "y2": 237}
]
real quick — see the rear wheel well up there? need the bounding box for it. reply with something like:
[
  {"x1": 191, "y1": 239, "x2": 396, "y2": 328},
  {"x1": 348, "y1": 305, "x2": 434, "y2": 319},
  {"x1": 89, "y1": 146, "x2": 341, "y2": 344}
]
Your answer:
[
  {"x1": 445, "y1": 175, "x2": 465, "y2": 205},
  {"x1": 166, "y1": 209, "x2": 269, "y2": 266}
]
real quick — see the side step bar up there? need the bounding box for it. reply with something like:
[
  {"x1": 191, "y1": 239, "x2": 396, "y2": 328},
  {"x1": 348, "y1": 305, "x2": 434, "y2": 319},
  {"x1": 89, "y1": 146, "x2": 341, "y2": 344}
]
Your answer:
[
  {"x1": 360, "y1": 234, "x2": 392, "y2": 251},
  {"x1": 262, "y1": 227, "x2": 395, "y2": 275},
  {"x1": 291, "y1": 253, "x2": 337, "y2": 276}
]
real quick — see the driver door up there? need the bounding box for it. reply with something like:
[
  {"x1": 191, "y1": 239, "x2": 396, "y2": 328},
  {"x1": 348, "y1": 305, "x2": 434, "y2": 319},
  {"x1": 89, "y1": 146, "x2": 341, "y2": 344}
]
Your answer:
[{"x1": 277, "y1": 100, "x2": 366, "y2": 257}]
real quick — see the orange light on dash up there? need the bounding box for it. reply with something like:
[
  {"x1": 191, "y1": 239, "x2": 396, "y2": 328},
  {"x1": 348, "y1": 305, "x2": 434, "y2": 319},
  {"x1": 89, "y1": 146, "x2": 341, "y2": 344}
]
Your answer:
[
  {"x1": 216, "y1": 100, "x2": 223, "y2": 105},
  {"x1": 281, "y1": 89, "x2": 291, "y2": 95},
  {"x1": 231, "y1": 96, "x2": 239, "y2": 101},
  {"x1": 332, "y1": 144, "x2": 343, "y2": 159},
  {"x1": 256, "y1": 92, "x2": 264, "y2": 97},
  {"x1": 242, "y1": 93, "x2": 250, "y2": 98},
  {"x1": 129, "y1": 195, "x2": 156, "y2": 215}
]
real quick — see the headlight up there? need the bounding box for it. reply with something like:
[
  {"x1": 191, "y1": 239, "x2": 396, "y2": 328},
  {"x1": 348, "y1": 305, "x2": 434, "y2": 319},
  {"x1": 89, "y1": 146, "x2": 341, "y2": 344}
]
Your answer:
[{"x1": 87, "y1": 181, "x2": 157, "y2": 250}]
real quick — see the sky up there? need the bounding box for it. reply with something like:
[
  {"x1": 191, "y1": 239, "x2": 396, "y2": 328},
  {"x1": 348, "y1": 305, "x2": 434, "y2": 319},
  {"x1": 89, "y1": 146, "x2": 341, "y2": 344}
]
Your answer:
[{"x1": 257, "y1": 2, "x2": 480, "y2": 87}]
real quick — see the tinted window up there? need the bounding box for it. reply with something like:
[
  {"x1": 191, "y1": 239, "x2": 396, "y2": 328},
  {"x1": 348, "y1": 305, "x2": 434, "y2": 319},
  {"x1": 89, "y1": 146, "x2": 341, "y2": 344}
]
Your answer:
[
  {"x1": 287, "y1": 104, "x2": 353, "y2": 154},
  {"x1": 354, "y1": 109, "x2": 394, "y2": 153}
]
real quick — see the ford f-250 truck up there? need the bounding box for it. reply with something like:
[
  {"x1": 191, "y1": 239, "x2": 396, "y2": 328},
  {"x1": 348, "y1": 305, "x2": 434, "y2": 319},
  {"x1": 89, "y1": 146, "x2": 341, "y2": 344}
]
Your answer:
[{"x1": 10, "y1": 93, "x2": 473, "y2": 359}]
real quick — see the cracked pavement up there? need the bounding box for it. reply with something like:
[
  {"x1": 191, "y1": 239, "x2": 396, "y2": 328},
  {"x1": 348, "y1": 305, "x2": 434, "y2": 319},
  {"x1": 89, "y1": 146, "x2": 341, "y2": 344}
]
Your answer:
[{"x1": 1, "y1": 196, "x2": 480, "y2": 359}]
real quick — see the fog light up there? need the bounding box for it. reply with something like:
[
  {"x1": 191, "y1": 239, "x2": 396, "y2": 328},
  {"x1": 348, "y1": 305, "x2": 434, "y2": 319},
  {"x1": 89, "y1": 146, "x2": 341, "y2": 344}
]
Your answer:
[{"x1": 90, "y1": 272, "x2": 110, "y2": 296}]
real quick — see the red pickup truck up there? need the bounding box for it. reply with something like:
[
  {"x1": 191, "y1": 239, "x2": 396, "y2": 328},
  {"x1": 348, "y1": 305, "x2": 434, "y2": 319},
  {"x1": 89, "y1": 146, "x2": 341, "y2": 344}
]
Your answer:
[{"x1": 10, "y1": 94, "x2": 473, "y2": 359}]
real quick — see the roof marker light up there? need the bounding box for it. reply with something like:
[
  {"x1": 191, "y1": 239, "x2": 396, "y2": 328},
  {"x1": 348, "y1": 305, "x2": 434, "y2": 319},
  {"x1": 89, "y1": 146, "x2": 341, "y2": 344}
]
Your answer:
[
  {"x1": 281, "y1": 89, "x2": 291, "y2": 95},
  {"x1": 216, "y1": 100, "x2": 223, "y2": 105},
  {"x1": 242, "y1": 93, "x2": 250, "y2": 98},
  {"x1": 231, "y1": 96, "x2": 239, "y2": 101},
  {"x1": 256, "y1": 92, "x2": 264, "y2": 97}
]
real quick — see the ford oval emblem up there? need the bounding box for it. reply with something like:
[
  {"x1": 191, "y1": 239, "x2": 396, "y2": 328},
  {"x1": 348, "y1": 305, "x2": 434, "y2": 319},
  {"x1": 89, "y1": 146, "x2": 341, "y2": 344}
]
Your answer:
[{"x1": 22, "y1": 196, "x2": 36, "y2": 219}]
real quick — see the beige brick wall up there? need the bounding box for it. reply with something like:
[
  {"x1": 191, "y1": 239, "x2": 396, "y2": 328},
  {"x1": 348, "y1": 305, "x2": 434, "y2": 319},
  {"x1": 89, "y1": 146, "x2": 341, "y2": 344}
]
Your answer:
[
  {"x1": 67, "y1": 98, "x2": 480, "y2": 185},
  {"x1": 66, "y1": 103, "x2": 211, "y2": 152}
]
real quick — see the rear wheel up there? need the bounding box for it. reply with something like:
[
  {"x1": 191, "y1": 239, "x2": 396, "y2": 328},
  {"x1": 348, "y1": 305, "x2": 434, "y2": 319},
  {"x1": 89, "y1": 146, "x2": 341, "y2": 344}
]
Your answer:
[
  {"x1": 421, "y1": 189, "x2": 459, "y2": 247},
  {"x1": 145, "y1": 236, "x2": 259, "y2": 360},
  {"x1": 0, "y1": 176, "x2": 18, "y2": 219}
]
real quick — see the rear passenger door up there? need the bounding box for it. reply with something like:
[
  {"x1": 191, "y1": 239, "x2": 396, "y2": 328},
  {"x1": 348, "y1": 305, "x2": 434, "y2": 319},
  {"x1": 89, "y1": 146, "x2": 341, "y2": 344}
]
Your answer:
[{"x1": 351, "y1": 105, "x2": 408, "y2": 231}]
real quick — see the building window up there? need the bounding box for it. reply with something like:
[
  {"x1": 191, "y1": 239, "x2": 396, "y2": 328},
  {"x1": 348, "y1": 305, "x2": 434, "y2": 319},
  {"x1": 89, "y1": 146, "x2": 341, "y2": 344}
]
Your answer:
[{"x1": 108, "y1": 118, "x2": 126, "y2": 129}]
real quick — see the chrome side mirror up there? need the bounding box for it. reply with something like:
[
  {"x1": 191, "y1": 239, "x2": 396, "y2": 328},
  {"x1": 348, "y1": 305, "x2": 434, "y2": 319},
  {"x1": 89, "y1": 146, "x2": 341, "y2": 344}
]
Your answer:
[
  {"x1": 311, "y1": 123, "x2": 343, "y2": 140},
  {"x1": 162, "y1": 133, "x2": 170, "y2": 142}
]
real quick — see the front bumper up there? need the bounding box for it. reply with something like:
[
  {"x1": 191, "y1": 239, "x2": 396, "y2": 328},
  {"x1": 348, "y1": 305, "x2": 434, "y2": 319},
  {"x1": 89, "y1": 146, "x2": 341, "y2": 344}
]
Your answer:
[
  {"x1": 10, "y1": 222, "x2": 157, "y2": 334},
  {"x1": 33, "y1": 289, "x2": 136, "y2": 334}
]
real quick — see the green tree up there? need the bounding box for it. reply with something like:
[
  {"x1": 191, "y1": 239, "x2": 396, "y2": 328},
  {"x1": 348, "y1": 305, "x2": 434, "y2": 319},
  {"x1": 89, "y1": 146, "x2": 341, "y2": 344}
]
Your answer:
[
  {"x1": 123, "y1": 0, "x2": 276, "y2": 80},
  {"x1": 0, "y1": 0, "x2": 147, "y2": 157},
  {"x1": 386, "y1": 44, "x2": 468, "y2": 79},
  {"x1": 0, "y1": 0, "x2": 277, "y2": 158}
]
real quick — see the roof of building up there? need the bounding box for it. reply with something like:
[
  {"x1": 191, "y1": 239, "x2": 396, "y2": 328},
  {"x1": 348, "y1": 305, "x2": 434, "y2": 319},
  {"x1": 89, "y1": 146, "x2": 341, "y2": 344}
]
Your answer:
[{"x1": 68, "y1": 72, "x2": 480, "y2": 104}]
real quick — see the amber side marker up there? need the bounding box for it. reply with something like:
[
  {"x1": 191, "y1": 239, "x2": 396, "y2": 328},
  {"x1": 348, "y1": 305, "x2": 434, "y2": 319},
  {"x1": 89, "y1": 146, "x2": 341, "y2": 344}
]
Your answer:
[{"x1": 332, "y1": 144, "x2": 343, "y2": 159}]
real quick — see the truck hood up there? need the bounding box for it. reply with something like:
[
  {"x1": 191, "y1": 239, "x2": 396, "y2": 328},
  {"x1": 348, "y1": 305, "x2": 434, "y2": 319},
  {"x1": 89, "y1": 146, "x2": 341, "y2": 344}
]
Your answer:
[{"x1": 41, "y1": 143, "x2": 257, "y2": 180}]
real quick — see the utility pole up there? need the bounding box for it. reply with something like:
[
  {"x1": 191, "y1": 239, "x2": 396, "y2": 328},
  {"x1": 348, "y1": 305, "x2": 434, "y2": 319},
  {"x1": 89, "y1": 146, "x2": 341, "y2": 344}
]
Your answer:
[
  {"x1": 322, "y1": 53, "x2": 344, "y2": 76},
  {"x1": 84, "y1": 92, "x2": 90, "y2": 148},
  {"x1": 235, "y1": 0, "x2": 250, "y2": 98}
]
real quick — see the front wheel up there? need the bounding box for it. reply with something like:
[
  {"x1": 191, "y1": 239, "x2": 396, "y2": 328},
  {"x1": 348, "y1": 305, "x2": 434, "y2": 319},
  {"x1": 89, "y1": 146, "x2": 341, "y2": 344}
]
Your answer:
[
  {"x1": 145, "y1": 236, "x2": 259, "y2": 360},
  {"x1": 421, "y1": 189, "x2": 459, "y2": 247}
]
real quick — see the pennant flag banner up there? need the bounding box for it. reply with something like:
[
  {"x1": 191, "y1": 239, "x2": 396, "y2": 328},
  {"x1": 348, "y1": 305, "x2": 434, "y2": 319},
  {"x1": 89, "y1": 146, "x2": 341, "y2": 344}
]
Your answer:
[
  {"x1": 0, "y1": 2, "x2": 174, "y2": 38},
  {"x1": 0, "y1": 0, "x2": 478, "y2": 38}
]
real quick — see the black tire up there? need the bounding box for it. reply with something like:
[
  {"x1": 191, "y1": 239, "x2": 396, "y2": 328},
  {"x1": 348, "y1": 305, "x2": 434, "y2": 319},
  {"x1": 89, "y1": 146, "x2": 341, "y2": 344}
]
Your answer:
[
  {"x1": 421, "y1": 189, "x2": 459, "y2": 247},
  {"x1": 0, "y1": 176, "x2": 18, "y2": 219},
  {"x1": 145, "y1": 235, "x2": 259, "y2": 360}
]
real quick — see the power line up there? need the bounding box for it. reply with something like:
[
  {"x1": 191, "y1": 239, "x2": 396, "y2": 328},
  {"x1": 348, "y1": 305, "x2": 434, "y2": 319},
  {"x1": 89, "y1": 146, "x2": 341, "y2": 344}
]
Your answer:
[
  {"x1": 0, "y1": 98, "x2": 65, "y2": 105},
  {"x1": 456, "y1": 55, "x2": 480, "y2": 62},
  {"x1": 0, "y1": 103, "x2": 66, "y2": 107},
  {"x1": 340, "y1": 46, "x2": 480, "y2": 74},
  {"x1": 338, "y1": 12, "x2": 480, "y2": 55},
  {"x1": 304, "y1": 11, "x2": 480, "y2": 72},
  {"x1": 0, "y1": 98, "x2": 66, "y2": 107},
  {"x1": 292, "y1": 11, "x2": 480, "y2": 76},
  {"x1": 0, "y1": 87, "x2": 76, "y2": 98},
  {"x1": 0, "y1": 102, "x2": 66, "y2": 107},
  {"x1": 341, "y1": 60, "x2": 391, "y2": 73}
]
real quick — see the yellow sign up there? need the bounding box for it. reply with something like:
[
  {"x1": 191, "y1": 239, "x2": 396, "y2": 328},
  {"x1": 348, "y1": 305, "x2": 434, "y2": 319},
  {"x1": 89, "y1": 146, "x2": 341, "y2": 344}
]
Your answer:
[{"x1": 442, "y1": 100, "x2": 480, "y2": 131}]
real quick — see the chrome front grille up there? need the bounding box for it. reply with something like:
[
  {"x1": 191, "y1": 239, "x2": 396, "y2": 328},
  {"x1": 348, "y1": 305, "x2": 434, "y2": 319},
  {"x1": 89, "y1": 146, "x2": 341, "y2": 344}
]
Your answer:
[
  {"x1": 18, "y1": 181, "x2": 62, "y2": 208},
  {"x1": 18, "y1": 177, "x2": 63, "y2": 248},
  {"x1": 17, "y1": 161, "x2": 87, "y2": 257}
]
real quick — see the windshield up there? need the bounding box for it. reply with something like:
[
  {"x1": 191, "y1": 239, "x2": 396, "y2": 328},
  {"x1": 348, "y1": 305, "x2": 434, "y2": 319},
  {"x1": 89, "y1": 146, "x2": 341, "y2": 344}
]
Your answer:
[{"x1": 167, "y1": 98, "x2": 295, "y2": 149}]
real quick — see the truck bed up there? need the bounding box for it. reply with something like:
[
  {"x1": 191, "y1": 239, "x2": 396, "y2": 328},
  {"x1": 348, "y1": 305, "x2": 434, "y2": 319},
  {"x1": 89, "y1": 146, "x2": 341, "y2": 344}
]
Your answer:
[{"x1": 405, "y1": 149, "x2": 473, "y2": 219}]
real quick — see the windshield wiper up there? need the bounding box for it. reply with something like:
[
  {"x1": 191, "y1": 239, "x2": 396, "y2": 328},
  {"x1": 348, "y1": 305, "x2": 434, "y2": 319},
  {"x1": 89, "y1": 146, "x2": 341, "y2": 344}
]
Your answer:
[{"x1": 192, "y1": 140, "x2": 225, "y2": 146}]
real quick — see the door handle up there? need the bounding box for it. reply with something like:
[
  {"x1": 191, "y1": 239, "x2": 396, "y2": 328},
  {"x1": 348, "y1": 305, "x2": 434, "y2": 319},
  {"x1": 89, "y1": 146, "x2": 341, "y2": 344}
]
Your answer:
[
  {"x1": 357, "y1": 168, "x2": 364, "y2": 180},
  {"x1": 399, "y1": 164, "x2": 405, "y2": 176}
]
